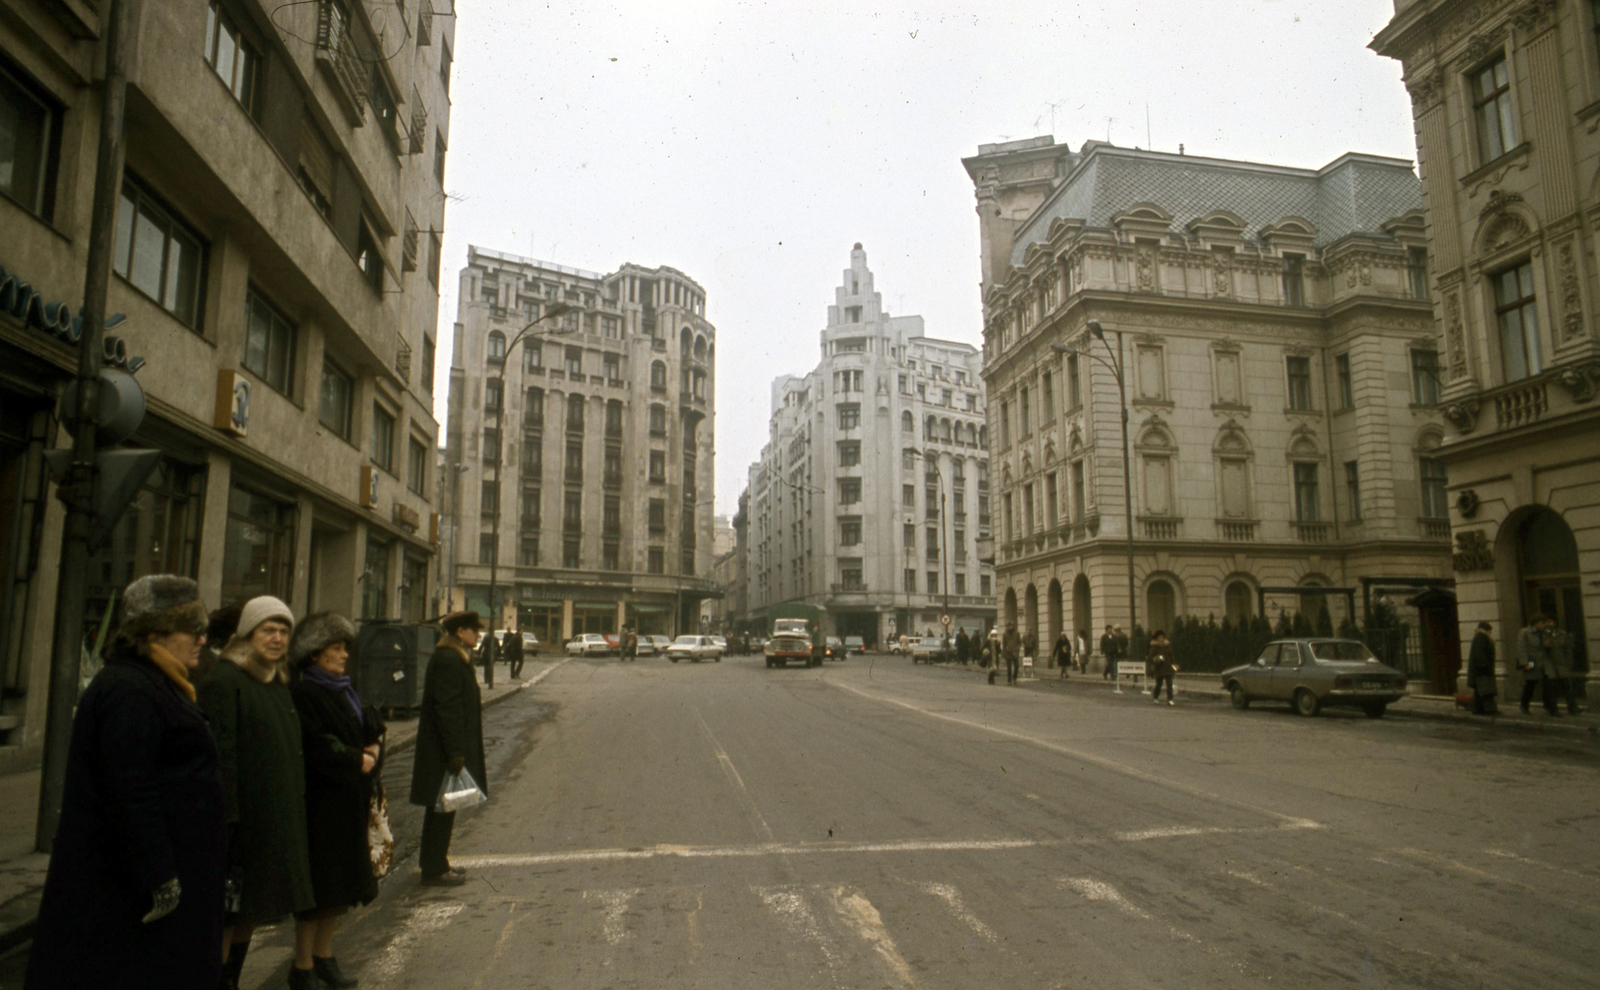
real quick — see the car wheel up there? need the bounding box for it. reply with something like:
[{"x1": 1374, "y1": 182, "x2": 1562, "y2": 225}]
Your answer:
[
  {"x1": 1294, "y1": 689, "x2": 1321, "y2": 717},
  {"x1": 714, "y1": 655, "x2": 721, "y2": 662},
  {"x1": 670, "y1": 657, "x2": 679, "y2": 663},
  {"x1": 1363, "y1": 701, "x2": 1387, "y2": 719},
  {"x1": 1229, "y1": 684, "x2": 1250, "y2": 710}
]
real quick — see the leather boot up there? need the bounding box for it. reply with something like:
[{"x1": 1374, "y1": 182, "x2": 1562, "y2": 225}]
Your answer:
[
  {"x1": 314, "y1": 956, "x2": 360, "y2": 988},
  {"x1": 287, "y1": 965, "x2": 318, "y2": 990}
]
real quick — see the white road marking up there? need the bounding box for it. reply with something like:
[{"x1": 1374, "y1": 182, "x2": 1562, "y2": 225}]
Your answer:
[
  {"x1": 366, "y1": 901, "x2": 465, "y2": 985},
  {"x1": 829, "y1": 886, "x2": 919, "y2": 986},
  {"x1": 582, "y1": 888, "x2": 640, "y2": 945},
  {"x1": 1117, "y1": 825, "x2": 1231, "y2": 842},
  {"x1": 1224, "y1": 869, "x2": 1270, "y2": 887},
  {"x1": 754, "y1": 885, "x2": 839, "y2": 967},
  {"x1": 695, "y1": 708, "x2": 775, "y2": 841},
  {"x1": 1485, "y1": 848, "x2": 1600, "y2": 882},
  {"x1": 1057, "y1": 877, "x2": 1151, "y2": 919},
  {"x1": 913, "y1": 881, "x2": 998, "y2": 942}
]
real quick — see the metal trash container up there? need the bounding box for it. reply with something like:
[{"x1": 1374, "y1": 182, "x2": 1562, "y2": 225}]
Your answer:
[{"x1": 354, "y1": 621, "x2": 438, "y2": 713}]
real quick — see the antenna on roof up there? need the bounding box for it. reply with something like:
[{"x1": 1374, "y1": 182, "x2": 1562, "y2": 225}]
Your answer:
[{"x1": 1145, "y1": 104, "x2": 1152, "y2": 150}]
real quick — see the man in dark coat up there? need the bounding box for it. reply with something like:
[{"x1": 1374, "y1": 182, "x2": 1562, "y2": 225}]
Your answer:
[
  {"x1": 28, "y1": 575, "x2": 226, "y2": 990},
  {"x1": 1147, "y1": 630, "x2": 1177, "y2": 705},
  {"x1": 955, "y1": 629, "x2": 970, "y2": 664},
  {"x1": 504, "y1": 625, "x2": 526, "y2": 678},
  {"x1": 1002, "y1": 623, "x2": 1022, "y2": 685},
  {"x1": 410, "y1": 611, "x2": 488, "y2": 885},
  {"x1": 1517, "y1": 614, "x2": 1559, "y2": 715},
  {"x1": 1099, "y1": 624, "x2": 1118, "y2": 679},
  {"x1": 1467, "y1": 621, "x2": 1499, "y2": 715}
]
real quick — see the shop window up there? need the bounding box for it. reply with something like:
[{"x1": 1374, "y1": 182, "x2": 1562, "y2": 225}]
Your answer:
[
  {"x1": 221, "y1": 486, "x2": 295, "y2": 606},
  {"x1": 361, "y1": 537, "x2": 390, "y2": 619}
]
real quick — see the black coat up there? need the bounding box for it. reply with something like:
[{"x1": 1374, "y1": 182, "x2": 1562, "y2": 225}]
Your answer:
[
  {"x1": 291, "y1": 679, "x2": 385, "y2": 911},
  {"x1": 503, "y1": 632, "x2": 524, "y2": 666},
  {"x1": 26, "y1": 646, "x2": 226, "y2": 990},
  {"x1": 409, "y1": 639, "x2": 488, "y2": 806},
  {"x1": 1468, "y1": 632, "x2": 1498, "y2": 696},
  {"x1": 197, "y1": 658, "x2": 315, "y2": 924}
]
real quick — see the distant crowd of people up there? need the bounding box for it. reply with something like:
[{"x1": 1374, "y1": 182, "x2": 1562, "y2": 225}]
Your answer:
[{"x1": 26, "y1": 574, "x2": 492, "y2": 990}]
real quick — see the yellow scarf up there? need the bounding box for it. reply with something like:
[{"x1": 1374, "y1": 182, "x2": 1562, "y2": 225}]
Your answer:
[{"x1": 146, "y1": 643, "x2": 197, "y2": 701}]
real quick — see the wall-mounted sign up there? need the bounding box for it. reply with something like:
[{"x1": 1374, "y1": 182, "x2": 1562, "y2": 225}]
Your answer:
[
  {"x1": 360, "y1": 465, "x2": 379, "y2": 508},
  {"x1": 213, "y1": 369, "x2": 251, "y2": 436},
  {"x1": 428, "y1": 512, "x2": 441, "y2": 544},
  {"x1": 393, "y1": 502, "x2": 421, "y2": 532}
]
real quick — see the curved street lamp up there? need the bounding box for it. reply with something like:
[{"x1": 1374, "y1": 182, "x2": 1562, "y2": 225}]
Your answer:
[
  {"x1": 1052, "y1": 318, "x2": 1137, "y2": 663},
  {"x1": 484, "y1": 302, "x2": 573, "y2": 685}
]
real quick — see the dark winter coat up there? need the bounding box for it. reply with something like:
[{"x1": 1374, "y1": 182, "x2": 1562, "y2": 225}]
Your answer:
[
  {"x1": 1100, "y1": 633, "x2": 1117, "y2": 660},
  {"x1": 197, "y1": 654, "x2": 315, "y2": 924},
  {"x1": 1001, "y1": 629, "x2": 1021, "y2": 661},
  {"x1": 291, "y1": 678, "x2": 385, "y2": 911},
  {"x1": 1052, "y1": 634, "x2": 1072, "y2": 666},
  {"x1": 26, "y1": 644, "x2": 226, "y2": 990},
  {"x1": 1516, "y1": 626, "x2": 1552, "y2": 681},
  {"x1": 503, "y1": 631, "x2": 525, "y2": 667},
  {"x1": 1467, "y1": 631, "x2": 1498, "y2": 696},
  {"x1": 409, "y1": 637, "x2": 488, "y2": 806},
  {"x1": 1147, "y1": 642, "x2": 1176, "y2": 678}
]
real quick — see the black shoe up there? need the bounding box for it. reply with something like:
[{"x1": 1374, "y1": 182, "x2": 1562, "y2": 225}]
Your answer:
[
  {"x1": 1521, "y1": 704, "x2": 1531, "y2": 714},
  {"x1": 287, "y1": 967, "x2": 318, "y2": 990},
  {"x1": 313, "y1": 956, "x2": 359, "y2": 988},
  {"x1": 421, "y1": 871, "x2": 468, "y2": 886}
]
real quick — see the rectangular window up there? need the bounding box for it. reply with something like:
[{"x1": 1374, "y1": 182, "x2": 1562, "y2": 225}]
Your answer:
[
  {"x1": 1004, "y1": 492, "x2": 1015, "y2": 540},
  {"x1": 563, "y1": 538, "x2": 580, "y2": 569},
  {"x1": 605, "y1": 401, "x2": 622, "y2": 438},
  {"x1": 1408, "y1": 247, "x2": 1430, "y2": 301},
  {"x1": 955, "y1": 573, "x2": 967, "y2": 595},
  {"x1": 1067, "y1": 353, "x2": 1081, "y2": 409},
  {"x1": 1420, "y1": 457, "x2": 1449, "y2": 519},
  {"x1": 1137, "y1": 346, "x2": 1166, "y2": 401},
  {"x1": 837, "y1": 403, "x2": 860, "y2": 429},
  {"x1": 371, "y1": 404, "x2": 395, "y2": 472},
  {"x1": 205, "y1": 2, "x2": 260, "y2": 115},
  {"x1": 1472, "y1": 56, "x2": 1516, "y2": 162},
  {"x1": 925, "y1": 485, "x2": 938, "y2": 517},
  {"x1": 241, "y1": 288, "x2": 295, "y2": 395},
  {"x1": 1000, "y1": 400, "x2": 1011, "y2": 448},
  {"x1": 648, "y1": 499, "x2": 665, "y2": 534},
  {"x1": 478, "y1": 532, "x2": 494, "y2": 565},
  {"x1": 421, "y1": 336, "x2": 435, "y2": 393},
  {"x1": 483, "y1": 378, "x2": 502, "y2": 412},
  {"x1": 563, "y1": 491, "x2": 582, "y2": 533},
  {"x1": 361, "y1": 537, "x2": 390, "y2": 619},
  {"x1": 1344, "y1": 460, "x2": 1362, "y2": 522},
  {"x1": 408, "y1": 437, "x2": 428, "y2": 494},
  {"x1": 1046, "y1": 472, "x2": 1059, "y2": 528},
  {"x1": 0, "y1": 59, "x2": 59, "y2": 219},
  {"x1": 952, "y1": 490, "x2": 966, "y2": 519},
  {"x1": 356, "y1": 218, "x2": 385, "y2": 293},
  {"x1": 926, "y1": 571, "x2": 938, "y2": 594},
  {"x1": 838, "y1": 441, "x2": 860, "y2": 467},
  {"x1": 221, "y1": 486, "x2": 295, "y2": 605},
  {"x1": 1023, "y1": 482, "x2": 1036, "y2": 533},
  {"x1": 519, "y1": 537, "x2": 538, "y2": 567},
  {"x1": 647, "y1": 547, "x2": 664, "y2": 573},
  {"x1": 368, "y1": 64, "x2": 398, "y2": 148},
  {"x1": 565, "y1": 441, "x2": 584, "y2": 481},
  {"x1": 648, "y1": 451, "x2": 666, "y2": 483},
  {"x1": 525, "y1": 387, "x2": 545, "y2": 430},
  {"x1": 904, "y1": 569, "x2": 916, "y2": 593},
  {"x1": 602, "y1": 542, "x2": 620, "y2": 570},
  {"x1": 926, "y1": 526, "x2": 939, "y2": 559},
  {"x1": 1286, "y1": 356, "x2": 1313, "y2": 411},
  {"x1": 114, "y1": 178, "x2": 207, "y2": 328},
  {"x1": 603, "y1": 353, "x2": 621, "y2": 382},
  {"x1": 1293, "y1": 462, "x2": 1320, "y2": 522},
  {"x1": 1493, "y1": 262, "x2": 1541, "y2": 381},
  {"x1": 427, "y1": 230, "x2": 442, "y2": 288},
  {"x1": 433, "y1": 131, "x2": 447, "y2": 187},
  {"x1": 482, "y1": 427, "x2": 499, "y2": 462},
  {"x1": 1336, "y1": 354, "x2": 1353, "y2": 409},
  {"x1": 1041, "y1": 371, "x2": 1054, "y2": 421},
  {"x1": 1411, "y1": 349, "x2": 1440, "y2": 406},
  {"x1": 839, "y1": 478, "x2": 861, "y2": 504},
  {"x1": 521, "y1": 486, "x2": 541, "y2": 529},
  {"x1": 603, "y1": 446, "x2": 622, "y2": 487},
  {"x1": 1071, "y1": 461, "x2": 1085, "y2": 522},
  {"x1": 480, "y1": 480, "x2": 498, "y2": 515},
  {"x1": 417, "y1": 1, "x2": 433, "y2": 45},
  {"x1": 840, "y1": 518, "x2": 861, "y2": 545},
  {"x1": 903, "y1": 522, "x2": 915, "y2": 547},
  {"x1": 1220, "y1": 460, "x2": 1248, "y2": 518},
  {"x1": 318, "y1": 360, "x2": 353, "y2": 439},
  {"x1": 603, "y1": 495, "x2": 621, "y2": 536},
  {"x1": 1282, "y1": 253, "x2": 1305, "y2": 308},
  {"x1": 902, "y1": 483, "x2": 915, "y2": 508},
  {"x1": 439, "y1": 38, "x2": 452, "y2": 93}
]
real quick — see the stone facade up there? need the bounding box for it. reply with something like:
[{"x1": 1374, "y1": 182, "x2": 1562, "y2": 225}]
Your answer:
[
  {"x1": 1374, "y1": 0, "x2": 1598, "y2": 686},
  {"x1": 964, "y1": 138, "x2": 1455, "y2": 672},
  {"x1": 0, "y1": 0, "x2": 452, "y2": 767},
  {"x1": 444, "y1": 247, "x2": 717, "y2": 642},
  {"x1": 745, "y1": 245, "x2": 995, "y2": 647}
]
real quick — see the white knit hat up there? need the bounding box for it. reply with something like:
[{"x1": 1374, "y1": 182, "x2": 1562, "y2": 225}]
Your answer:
[{"x1": 237, "y1": 596, "x2": 294, "y2": 637}]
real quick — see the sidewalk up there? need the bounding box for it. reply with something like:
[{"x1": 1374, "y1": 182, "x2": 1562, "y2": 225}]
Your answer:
[
  {"x1": 0, "y1": 656, "x2": 564, "y2": 958},
  {"x1": 930, "y1": 658, "x2": 1598, "y2": 738}
]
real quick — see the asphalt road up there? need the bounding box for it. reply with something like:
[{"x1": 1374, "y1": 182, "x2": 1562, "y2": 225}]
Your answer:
[{"x1": 91, "y1": 655, "x2": 1600, "y2": 988}]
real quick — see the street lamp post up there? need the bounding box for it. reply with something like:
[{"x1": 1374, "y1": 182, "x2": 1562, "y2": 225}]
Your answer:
[
  {"x1": 1052, "y1": 319, "x2": 1136, "y2": 666},
  {"x1": 485, "y1": 303, "x2": 573, "y2": 687}
]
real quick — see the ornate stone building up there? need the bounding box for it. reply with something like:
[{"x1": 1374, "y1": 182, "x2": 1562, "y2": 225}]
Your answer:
[
  {"x1": 745, "y1": 245, "x2": 995, "y2": 646},
  {"x1": 964, "y1": 138, "x2": 1455, "y2": 674},
  {"x1": 444, "y1": 246, "x2": 718, "y2": 641},
  {"x1": 1373, "y1": 0, "x2": 1597, "y2": 684}
]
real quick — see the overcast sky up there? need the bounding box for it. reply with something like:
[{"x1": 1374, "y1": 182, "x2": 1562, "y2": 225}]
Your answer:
[{"x1": 432, "y1": 0, "x2": 1418, "y2": 517}]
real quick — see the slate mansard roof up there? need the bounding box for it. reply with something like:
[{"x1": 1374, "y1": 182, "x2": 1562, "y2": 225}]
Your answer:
[{"x1": 1008, "y1": 144, "x2": 1422, "y2": 268}]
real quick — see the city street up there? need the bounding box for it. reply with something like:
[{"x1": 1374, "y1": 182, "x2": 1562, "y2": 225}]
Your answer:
[{"x1": 233, "y1": 655, "x2": 1597, "y2": 990}]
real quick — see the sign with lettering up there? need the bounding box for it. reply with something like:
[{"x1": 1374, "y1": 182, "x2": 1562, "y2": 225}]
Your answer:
[
  {"x1": 213, "y1": 369, "x2": 251, "y2": 436},
  {"x1": 0, "y1": 264, "x2": 142, "y2": 371},
  {"x1": 393, "y1": 502, "x2": 421, "y2": 532}
]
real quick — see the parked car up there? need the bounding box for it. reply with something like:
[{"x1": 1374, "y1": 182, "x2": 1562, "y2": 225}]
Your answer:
[
  {"x1": 764, "y1": 634, "x2": 817, "y2": 668},
  {"x1": 710, "y1": 635, "x2": 727, "y2": 653},
  {"x1": 646, "y1": 634, "x2": 674, "y2": 656},
  {"x1": 566, "y1": 633, "x2": 612, "y2": 657},
  {"x1": 604, "y1": 633, "x2": 622, "y2": 654},
  {"x1": 666, "y1": 635, "x2": 723, "y2": 663},
  {"x1": 842, "y1": 635, "x2": 865, "y2": 656},
  {"x1": 1220, "y1": 638, "x2": 1408, "y2": 718},
  {"x1": 909, "y1": 636, "x2": 948, "y2": 664}
]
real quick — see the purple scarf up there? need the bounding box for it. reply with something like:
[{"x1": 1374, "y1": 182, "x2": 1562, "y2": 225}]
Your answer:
[{"x1": 302, "y1": 665, "x2": 364, "y2": 725}]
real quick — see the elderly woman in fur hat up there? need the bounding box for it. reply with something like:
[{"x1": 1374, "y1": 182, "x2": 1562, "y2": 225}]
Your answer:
[
  {"x1": 409, "y1": 610, "x2": 489, "y2": 886},
  {"x1": 198, "y1": 596, "x2": 316, "y2": 990},
  {"x1": 287, "y1": 613, "x2": 385, "y2": 989},
  {"x1": 27, "y1": 575, "x2": 227, "y2": 990}
]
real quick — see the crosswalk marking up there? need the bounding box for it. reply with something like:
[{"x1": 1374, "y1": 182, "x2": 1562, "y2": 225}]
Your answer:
[
  {"x1": 583, "y1": 888, "x2": 641, "y2": 945},
  {"x1": 754, "y1": 885, "x2": 840, "y2": 967},
  {"x1": 367, "y1": 902, "x2": 464, "y2": 986},
  {"x1": 828, "y1": 887, "x2": 918, "y2": 987},
  {"x1": 1057, "y1": 877, "x2": 1151, "y2": 919},
  {"x1": 913, "y1": 881, "x2": 998, "y2": 942}
]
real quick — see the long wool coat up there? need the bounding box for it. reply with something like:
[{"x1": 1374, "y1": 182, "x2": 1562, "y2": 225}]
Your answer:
[
  {"x1": 197, "y1": 655, "x2": 315, "y2": 924},
  {"x1": 409, "y1": 637, "x2": 488, "y2": 807},
  {"x1": 1146, "y1": 643, "x2": 1177, "y2": 678},
  {"x1": 291, "y1": 679, "x2": 385, "y2": 910},
  {"x1": 26, "y1": 645, "x2": 226, "y2": 990},
  {"x1": 1467, "y1": 631, "x2": 1498, "y2": 697}
]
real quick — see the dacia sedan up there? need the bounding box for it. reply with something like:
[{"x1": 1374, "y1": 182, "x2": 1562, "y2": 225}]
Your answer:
[
  {"x1": 1221, "y1": 639, "x2": 1408, "y2": 718},
  {"x1": 666, "y1": 635, "x2": 723, "y2": 663}
]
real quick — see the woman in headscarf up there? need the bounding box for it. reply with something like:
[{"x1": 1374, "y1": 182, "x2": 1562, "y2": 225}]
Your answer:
[
  {"x1": 198, "y1": 596, "x2": 315, "y2": 990},
  {"x1": 288, "y1": 613, "x2": 384, "y2": 989},
  {"x1": 26, "y1": 575, "x2": 226, "y2": 990},
  {"x1": 409, "y1": 611, "x2": 488, "y2": 886}
]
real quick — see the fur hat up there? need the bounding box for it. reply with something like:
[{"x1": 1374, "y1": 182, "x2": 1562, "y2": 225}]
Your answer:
[
  {"x1": 120, "y1": 575, "x2": 208, "y2": 640},
  {"x1": 290, "y1": 612, "x2": 357, "y2": 664},
  {"x1": 441, "y1": 611, "x2": 482, "y2": 635},
  {"x1": 237, "y1": 596, "x2": 294, "y2": 638}
]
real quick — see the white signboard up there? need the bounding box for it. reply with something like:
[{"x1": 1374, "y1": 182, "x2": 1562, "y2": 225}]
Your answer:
[{"x1": 1116, "y1": 661, "x2": 1146, "y2": 678}]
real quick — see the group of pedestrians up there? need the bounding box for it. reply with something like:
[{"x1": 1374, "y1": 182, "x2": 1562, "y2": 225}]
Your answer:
[
  {"x1": 26, "y1": 574, "x2": 490, "y2": 990},
  {"x1": 1469, "y1": 615, "x2": 1584, "y2": 717}
]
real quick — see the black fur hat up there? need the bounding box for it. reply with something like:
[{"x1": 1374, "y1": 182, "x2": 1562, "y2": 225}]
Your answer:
[
  {"x1": 120, "y1": 575, "x2": 208, "y2": 640},
  {"x1": 290, "y1": 612, "x2": 357, "y2": 664}
]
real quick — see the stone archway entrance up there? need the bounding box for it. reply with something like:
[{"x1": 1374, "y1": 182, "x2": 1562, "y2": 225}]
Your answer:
[
  {"x1": 1515, "y1": 508, "x2": 1588, "y2": 676},
  {"x1": 1072, "y1": 574, "x2": 1092, "y2": 645},
  {"x1": 1047, "y1": 579, "x2": 1063, "y2": 665},
  {"x1": 1024, "y1": 584, "x2": 1039, "y2": 657}
]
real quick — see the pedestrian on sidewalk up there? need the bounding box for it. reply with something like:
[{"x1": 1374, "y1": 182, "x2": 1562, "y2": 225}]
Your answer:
[
  {"x1": 620, "y1": 627, "x2": 637, "y2": 663},
  {"x1": 1467, "y1": 621, "x2": 1499, "y2": 716},
  {"x1": 1147, "y1": 630, "x2": 1176, "y2": 705},
  {"x1": 1076, "y1": 630, "x2": 1089, "y2": 673},
  {"x1": 1002, "y1": 623, "x2": 1021, "y2": 685},
  {"x1": 199, "y1": 596, "x2": 316, "y2": 990},
  {"x1": 27, "y1": 575, "x2": 226, "y2": 990},
  {"x1": 1550, "y1": 622, "x2": 1582, "y2": 716},
  {"x1": 410, "y1": 611, "x2": 489, "y2": 887},
  {"x1": 505, "y1": 625, "x2": 526, "y2": 677},
  {"x1": 1099, "y1": 625, "x2": 1117, "y2": 679},
  {"x1": 1516, "y1": 615, "x2": 1561, "y2": 716},
  {"x1": 955, "y1": 628, "x2": 970, "y2": 664},
  {"x1": 288, "y1": 613, "x2": 384, "y2": 990},
  {"x1": 1054, "y1": 630, "x2": 1072, "y2": 679},
  {"x1": 196, "y1": 603, "x2": 241, "y2": 683},
  {"x1": 478, "y1": 625, "x2": 500, "y2": 682}
]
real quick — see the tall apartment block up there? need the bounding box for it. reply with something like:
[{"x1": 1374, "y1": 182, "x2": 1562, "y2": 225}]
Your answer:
[
  {"x1": 745, "y1": 245, "x2": 995, "y2": 646},
  {"x1": 444, "y1": 246, "x2": 717, "y2": 641},
  {"x1": 0, "y1": 0, "x2": 454, "y2": 768},
  {"x1": 966, "y1": 138, "x2": 1456, "y2": 681}
]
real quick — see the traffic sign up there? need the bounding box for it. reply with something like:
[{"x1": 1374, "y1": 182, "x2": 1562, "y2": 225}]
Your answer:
[{"x1": 940, "y1": 614, "x2": 952, "y2": 627}]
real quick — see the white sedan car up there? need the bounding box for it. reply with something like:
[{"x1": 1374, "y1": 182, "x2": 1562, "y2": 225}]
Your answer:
[
  {"x1": 666, "y1": 635, "x2": 723, "y2": 663},
  {"x1": 566, "y1": 633, "x2": 611, "y2": 657}
]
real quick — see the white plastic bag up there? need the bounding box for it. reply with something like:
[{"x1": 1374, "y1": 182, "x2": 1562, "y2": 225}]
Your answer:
[{"x1": 434, "y1": 768, "x2": 488, "y2": 813}]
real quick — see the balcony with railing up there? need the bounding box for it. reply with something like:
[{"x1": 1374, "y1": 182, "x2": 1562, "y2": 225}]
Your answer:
[
  {"x1": 1293, "y1": 521, "x2": 1331, "y2": 543},
  {"x1": 1419, "y1": 517, "x2": 1451, "y2": 540},
  {"x1": 1138, "y1": 516, "x2": 1181, "y2": 540},
  {"x1": 830, "y1": 582, "x2": 869, "y2": 593},
  {"x1": 1217, "y1": 519, "x2": 1259, "y2": 542}
]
